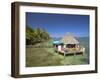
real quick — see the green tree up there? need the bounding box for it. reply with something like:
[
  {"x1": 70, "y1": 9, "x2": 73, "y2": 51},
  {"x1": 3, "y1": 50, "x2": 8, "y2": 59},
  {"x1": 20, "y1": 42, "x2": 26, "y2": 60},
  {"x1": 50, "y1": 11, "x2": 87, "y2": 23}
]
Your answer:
[{"x1": 26, "y1": 25, "x2": 51, "y2": 45}]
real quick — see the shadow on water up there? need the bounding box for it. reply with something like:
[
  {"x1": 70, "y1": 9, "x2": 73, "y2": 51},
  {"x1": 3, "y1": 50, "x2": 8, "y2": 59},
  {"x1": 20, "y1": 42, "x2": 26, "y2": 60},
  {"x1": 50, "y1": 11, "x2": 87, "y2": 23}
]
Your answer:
[{"x1": 57, "y1": 51, "x2": 83, "y2": 56}]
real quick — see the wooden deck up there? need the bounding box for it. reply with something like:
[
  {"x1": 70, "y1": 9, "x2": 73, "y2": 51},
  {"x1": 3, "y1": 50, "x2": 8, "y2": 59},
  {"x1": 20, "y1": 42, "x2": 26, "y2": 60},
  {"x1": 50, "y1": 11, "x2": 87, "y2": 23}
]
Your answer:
[{"x1": 55, "y1": 47, "x2": 85, "y2": 56}]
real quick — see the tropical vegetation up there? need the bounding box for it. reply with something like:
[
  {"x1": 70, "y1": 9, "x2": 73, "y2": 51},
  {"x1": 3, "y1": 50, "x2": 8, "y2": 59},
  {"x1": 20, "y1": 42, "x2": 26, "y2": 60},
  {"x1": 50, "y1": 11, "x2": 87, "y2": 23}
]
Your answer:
[{"x1": 26, "y1": 25, "x2": 51, "y2": 45}]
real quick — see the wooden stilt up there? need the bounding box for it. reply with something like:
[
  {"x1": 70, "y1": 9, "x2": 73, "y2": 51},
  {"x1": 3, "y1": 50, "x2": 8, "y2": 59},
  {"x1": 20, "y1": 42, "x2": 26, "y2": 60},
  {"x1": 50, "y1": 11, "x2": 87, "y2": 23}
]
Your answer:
[
  {"x1": 74, "y1": 52, "x2": 76, "y2": 64},
  {"x1": 64, "y1": 52, "x2": 66, "y2": 58}
]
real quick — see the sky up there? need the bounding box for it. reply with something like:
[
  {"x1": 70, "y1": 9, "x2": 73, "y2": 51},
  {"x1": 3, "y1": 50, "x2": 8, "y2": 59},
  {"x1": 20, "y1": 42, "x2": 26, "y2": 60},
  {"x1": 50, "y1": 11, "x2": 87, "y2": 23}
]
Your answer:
[{"x1": 26, "y1": 12, "x2": 89, "y2": 38}]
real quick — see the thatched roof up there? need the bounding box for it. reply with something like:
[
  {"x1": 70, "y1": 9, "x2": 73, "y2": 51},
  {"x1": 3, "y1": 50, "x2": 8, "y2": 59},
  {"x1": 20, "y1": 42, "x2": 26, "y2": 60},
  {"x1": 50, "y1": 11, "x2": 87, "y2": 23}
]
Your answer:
[{"x1": 60, "y1": 33, "x2": 79, "y2": 44}]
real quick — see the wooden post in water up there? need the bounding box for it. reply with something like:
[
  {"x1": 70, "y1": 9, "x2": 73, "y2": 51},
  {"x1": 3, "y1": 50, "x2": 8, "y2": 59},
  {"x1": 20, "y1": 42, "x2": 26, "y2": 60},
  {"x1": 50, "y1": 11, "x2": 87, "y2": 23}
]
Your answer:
[
  {"x1": 74, "y1": 52, "x2": 76, "y2": 64},
  {"x1": 64, "y1": 52, "x2": 66, "y2": 58},
  {"x1": 82, "y1": 47, "x2": 85, "y2": 55}
]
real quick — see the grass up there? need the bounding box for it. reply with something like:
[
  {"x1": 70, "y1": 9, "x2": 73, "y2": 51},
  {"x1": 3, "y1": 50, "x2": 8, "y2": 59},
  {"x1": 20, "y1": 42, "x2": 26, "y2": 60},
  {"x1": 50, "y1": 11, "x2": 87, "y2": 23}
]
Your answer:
[{"x1": 26, "y1": 40, "x2": 89, "y2": 67}]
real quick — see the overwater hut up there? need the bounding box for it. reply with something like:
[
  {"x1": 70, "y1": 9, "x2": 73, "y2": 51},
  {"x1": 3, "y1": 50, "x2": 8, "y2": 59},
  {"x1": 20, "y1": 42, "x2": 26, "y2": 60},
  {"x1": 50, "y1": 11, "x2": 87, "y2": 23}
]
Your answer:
[
  {"x1": 60, "y1": 33, "x2": 79, "y2": 49},
  {"x1": 54, "y1": 33, "x2": 85, "y2": 55}
]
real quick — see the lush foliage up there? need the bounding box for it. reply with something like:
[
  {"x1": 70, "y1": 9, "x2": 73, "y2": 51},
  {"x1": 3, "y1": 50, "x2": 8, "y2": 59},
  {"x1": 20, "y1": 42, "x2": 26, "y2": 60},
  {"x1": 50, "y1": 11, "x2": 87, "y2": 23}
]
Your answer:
[{"x1": 26, "y1": 25, "x2": 51, "y2": 45}]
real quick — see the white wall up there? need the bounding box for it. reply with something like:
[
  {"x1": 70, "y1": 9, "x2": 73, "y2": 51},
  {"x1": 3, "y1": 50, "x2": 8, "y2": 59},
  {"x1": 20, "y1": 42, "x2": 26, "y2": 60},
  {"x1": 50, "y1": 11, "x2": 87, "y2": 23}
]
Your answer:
[{"x1": 0, "y1": 0, "x2": 100, "y2": 80}]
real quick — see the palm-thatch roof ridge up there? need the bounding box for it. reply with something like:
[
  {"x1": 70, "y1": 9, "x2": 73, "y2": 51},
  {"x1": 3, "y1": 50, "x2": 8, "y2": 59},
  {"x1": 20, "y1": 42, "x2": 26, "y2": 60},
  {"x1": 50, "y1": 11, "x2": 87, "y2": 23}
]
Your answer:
[{"x1": 60, "y1": 33, "x2": 79, "y2": 44}]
